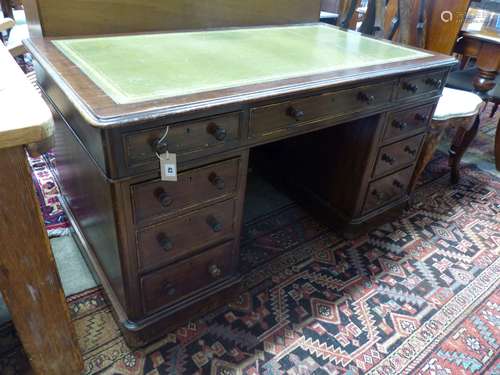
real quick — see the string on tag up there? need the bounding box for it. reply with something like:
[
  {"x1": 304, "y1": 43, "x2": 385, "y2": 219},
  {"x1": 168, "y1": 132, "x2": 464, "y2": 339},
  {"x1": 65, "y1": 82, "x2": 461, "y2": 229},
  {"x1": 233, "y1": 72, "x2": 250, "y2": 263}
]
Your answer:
[{"x1": 156, "y1": 126, "x2": 170, "y2": 159}]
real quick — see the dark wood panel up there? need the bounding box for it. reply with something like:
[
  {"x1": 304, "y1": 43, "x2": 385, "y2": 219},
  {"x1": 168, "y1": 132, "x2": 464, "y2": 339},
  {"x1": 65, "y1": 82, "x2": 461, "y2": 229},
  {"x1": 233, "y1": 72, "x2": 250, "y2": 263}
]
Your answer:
[
  {"x1": 383, "y1": 104, "x2": 434, "y2": 142},
  {"x1": 141, "y1": 240, "x2": 236, "y2": 314},
  {"x1": 137, "y1": 199, "x2": 236, "y2": 272},
  {"x1": 23, "y1": 0, "x2": 321, "y2": 37},
  {"x1": 131, "y1": 158, "x2": 240, "y2": 226},
  {"x1": 373, "y1": 134, "x2": 425, "y2": 177},
  {"x1": 253, "y1": 114, "x2": 383, "y2": 219},
  {"x1": 249, "y1": 81, "x2": 395, "y2": 138},
  {"x1": 48, "y1": 99, "x2": 128, "y2": 309},
  {"x1": 364, "y1": 166, "x2": 414, "y2": 213},
  {"x1": 124, "y1": 112, "x2": 241, "y2": 169}
]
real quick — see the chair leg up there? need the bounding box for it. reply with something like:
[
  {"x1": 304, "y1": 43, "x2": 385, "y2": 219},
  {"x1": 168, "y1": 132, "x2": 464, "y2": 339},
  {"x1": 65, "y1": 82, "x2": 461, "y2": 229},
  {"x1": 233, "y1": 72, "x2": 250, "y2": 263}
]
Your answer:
[
  {"x1": 448, "y1": 115, "x2": 480, "y2": 184},
  {"x1": 495, "y1": 117, "x2": 500, "y2": 171},
  {"x1": 491, "y1": 103, "x2": 499, "y2": 118},
  {"x1": 409, "y1": 125, "x2": 446, "y2": 193}
]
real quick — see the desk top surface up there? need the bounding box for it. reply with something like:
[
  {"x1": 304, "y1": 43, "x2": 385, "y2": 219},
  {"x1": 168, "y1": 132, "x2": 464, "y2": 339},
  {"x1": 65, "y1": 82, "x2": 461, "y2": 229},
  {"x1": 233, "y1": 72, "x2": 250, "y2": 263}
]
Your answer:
[
  {"x1": 0, "y1": 43, "x2": 53, "y2": 149},
  {"x1": 26, "y1": 24, "x2": 455, "y2": 127},
  {"x1": 462, "y1": 7, "x2": 500, "y2": 44},
  {"x1": 53, "y1": 25, "x2": 430, "y2": 105}
]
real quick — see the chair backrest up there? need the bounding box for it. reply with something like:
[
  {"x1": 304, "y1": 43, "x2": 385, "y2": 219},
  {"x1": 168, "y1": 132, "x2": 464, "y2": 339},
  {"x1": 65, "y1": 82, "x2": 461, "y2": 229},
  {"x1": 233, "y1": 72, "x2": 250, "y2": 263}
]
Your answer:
[
  {"x1": 23, "y1": 0, "x2": 321, "y2": 38},
  {"x1": 338, "y1": 0, "x2": 473, "y2": 54}
]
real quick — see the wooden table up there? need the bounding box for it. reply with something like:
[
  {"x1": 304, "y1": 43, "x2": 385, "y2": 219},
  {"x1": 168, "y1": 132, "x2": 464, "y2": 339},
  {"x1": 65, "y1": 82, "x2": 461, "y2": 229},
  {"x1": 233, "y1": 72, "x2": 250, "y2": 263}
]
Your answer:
[
  {"x1": 25, "y1": 24, "x2": 455, "y2": 347},
  {"x1": 0, "y1": 43, "x2": 82, "y2": 374},
  {"x1": 461, "y1": 7, "x2": 500, "y2": 93}
]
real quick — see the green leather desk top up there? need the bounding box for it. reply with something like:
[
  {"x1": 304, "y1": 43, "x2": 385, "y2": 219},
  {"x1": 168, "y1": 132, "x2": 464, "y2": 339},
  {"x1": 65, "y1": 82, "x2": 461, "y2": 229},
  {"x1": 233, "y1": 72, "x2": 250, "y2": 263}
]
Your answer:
[{"x1": 53, "y1": 24, "x2": 431, "y2": 105}]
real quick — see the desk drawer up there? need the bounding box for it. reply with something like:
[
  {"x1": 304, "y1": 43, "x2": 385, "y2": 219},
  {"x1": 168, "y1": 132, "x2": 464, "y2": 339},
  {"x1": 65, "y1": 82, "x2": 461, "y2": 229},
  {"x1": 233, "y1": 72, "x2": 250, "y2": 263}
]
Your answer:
[
  {"x1": 373, "y1": 134, "x2": 424, "y2": 178},
  {"x1": 383, "y1": 104, "x2": 434, "y2": 142},
  {"x1": 364, "y1": 166, "x2": 413, "y2": 213},
  {"x1": 249, "y1": 81, "x2": 395, "y2": 138},
  {"x1": 397, "y1": 71, "x2": 446, "y2": 100},
  {"x1": 141, "y1": 240, "x2": 236, "y2": 314},
  {"x1": 124, "y1": 113, "x2": 241, "y2": 168},
  {"x1": 137, "y1": 199, "x2": 236, "y2": 272},
  {"x1": 131, "y1": 158, "x2": 240, "y2": 225}
]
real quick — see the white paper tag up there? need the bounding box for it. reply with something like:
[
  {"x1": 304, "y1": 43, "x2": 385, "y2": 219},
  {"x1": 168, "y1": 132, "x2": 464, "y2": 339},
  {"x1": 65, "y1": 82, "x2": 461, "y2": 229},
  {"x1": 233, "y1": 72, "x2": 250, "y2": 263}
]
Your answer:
[{"x1": 160, "y1": 152, "x2": 177, "y2": 181}]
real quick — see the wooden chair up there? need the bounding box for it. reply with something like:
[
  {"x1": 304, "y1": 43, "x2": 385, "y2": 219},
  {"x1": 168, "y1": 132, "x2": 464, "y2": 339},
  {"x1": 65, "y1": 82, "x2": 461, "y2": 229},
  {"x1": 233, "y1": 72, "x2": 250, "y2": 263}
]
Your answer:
[
  {"x1": 1, "y1": 10, "x2": 27, "y2": 57},
  {"x1": 410, "y1": 88, "x2": 483, "y2": 190}
]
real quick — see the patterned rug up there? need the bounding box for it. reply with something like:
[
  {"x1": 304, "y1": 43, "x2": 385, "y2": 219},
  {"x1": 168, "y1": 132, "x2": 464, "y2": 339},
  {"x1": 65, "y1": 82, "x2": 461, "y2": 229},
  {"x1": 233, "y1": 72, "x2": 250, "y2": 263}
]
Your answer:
[
  {"x1": 2, "y1": 105, "x2": 498, "y2": 374},
  {"x1": 59, "y1": 166, "x2": 500, "y2": 374},
  {"x1": 28, "y1": 151, "x2": 70, "y2": 237}
]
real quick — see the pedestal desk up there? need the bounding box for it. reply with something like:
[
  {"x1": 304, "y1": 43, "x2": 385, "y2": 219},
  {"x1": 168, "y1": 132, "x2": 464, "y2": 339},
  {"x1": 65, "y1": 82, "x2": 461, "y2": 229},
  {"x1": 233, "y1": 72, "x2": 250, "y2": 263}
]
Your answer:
[{"x1": 25, "y1": 24, "x2": 455, "y2": 346}]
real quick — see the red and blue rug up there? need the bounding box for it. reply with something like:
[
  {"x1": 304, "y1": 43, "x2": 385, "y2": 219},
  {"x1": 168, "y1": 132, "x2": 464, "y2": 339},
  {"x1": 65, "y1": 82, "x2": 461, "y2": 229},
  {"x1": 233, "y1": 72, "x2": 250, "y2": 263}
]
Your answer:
[{"x1": 2, "y1": 105, "x2": 497, "y2": 374}]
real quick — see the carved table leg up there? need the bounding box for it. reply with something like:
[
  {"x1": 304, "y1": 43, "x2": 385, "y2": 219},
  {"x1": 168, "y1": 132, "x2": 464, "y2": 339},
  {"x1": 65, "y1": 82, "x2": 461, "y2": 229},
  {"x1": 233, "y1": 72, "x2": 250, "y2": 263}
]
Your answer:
[
  {"x1": 409, "y1": 120, "x2": 447, "y2": 193},
  {"x1": 449, "y1": 115, "x2": 480, "y2": 184},
  {"x1": 473, "y1": 43, "x2": 499, "y2": 94},
  {"x1": 0, "y1": 146, "x2": 83, "y2": 375}
]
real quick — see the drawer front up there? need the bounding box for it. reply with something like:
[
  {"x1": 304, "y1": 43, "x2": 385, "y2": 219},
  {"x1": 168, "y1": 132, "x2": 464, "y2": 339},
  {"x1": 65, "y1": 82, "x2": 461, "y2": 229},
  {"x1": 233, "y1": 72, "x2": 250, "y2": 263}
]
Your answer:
[
  {"x1": 373, "y1": 134, "x2": 424, "y2": 178},
  {"x1": 141, "y1": 240, "x2": 236, "y2": 314},
  {"x1": 137, "y1": 199, "x2": 235, "y2": 272},
  {"x1": 384, "y1": 104, "x2": 434, "y2": 142},
  {"x1": 124, "y1": 113, "x2": 241, "y2": 168},
  {"x1": 363, "y1": 167, "x2": 414, "y2": 213},
  {"x1": 131, "y1": 158, "x2": 240, "y2": 225},
  {"x1": 397, "y1": 70, "x2": 446, "y2": 100},
  {"x1": 249, "y1": 81, "x2": 395, "y2": 138}
]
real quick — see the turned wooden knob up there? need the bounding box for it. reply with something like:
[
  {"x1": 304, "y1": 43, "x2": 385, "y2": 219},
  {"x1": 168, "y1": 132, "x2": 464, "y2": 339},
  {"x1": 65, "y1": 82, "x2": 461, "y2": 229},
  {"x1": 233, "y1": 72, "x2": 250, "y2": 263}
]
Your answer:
[
  {"x1": 287, "y1": 106, "x2": 305, "y2": 121},
  {"x1": 358, "y1": 92, "x2": 375, "y2": 104},
  {"x1": 381, "y1": 153, "x2": 395, "y2": 165},
  {"x1": 404, "y1": 145, "x2": 417, "y2": 156},
  {"x1": 152, "y1": 138, "x2": 169, "y2": 154},
  {"x1": 393, "y1": 179, "x2": 404, "y2": 189},
  {"x1": 392, "y1": 120, "x2": 408, "y2": 130},
  {"x1": 414, "y1": 113, "x2": 428, "y2": 122},
  {"x1": 207, "y1": 122, "x2": 227, "y2": 141},
  {"x1": 402, "y1": 82, "x2": 418, "y2": 93},
  {"x1": 208, "y1": 264, "x2": 222, "y2": 278},
  {"x1": 156, "y1": 188, "x2": 173, "y2": 207},
  {"x1": 209, "y1": 173, "x2": 225, "y2": 190},
  {"x1": 206, "y1": 215, "x2": 222, "y2": 232},
  {"x1": 157, "y1": 233, "x2": 173, "y2": 251},
  {"x1": 162, "y1": 282, "x2": 176, "y2": 296},
  {"x1": 424, "y1": 78, "x2": 442, "y2": 88}
]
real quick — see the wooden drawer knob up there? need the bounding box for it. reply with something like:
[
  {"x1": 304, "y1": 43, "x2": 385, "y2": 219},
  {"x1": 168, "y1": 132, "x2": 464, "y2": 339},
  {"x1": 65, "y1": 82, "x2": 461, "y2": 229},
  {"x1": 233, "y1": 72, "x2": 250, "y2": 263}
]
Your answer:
[
  {"x1": 404, "y1": 145, "x2": 417, "y2": 156},
  {"x1": 381, "y1": 153, "x2": 396, "y2": 165},
  {"x1": 402, "y1": 82, "x2": 418, "y2": 93},
  {"x1": 392, "y1": 120, "x2": 408, "y2": 130},
  {"x1": 152, "y1": 138, "x2": 169, "y2": 154},
  {"x1": 209, "y1": 173, "x2": 225, "y2": 190},
  {"x1": 414, "y1": 113, "x2": 428, "y2": 122},
  {"x1": 155, "y1": 189, "x2": 173, "y2": 208},
  {"x1": 207, "y1": 122, "x2": 227, "y2": 141},
  {"x1": 206, "y1": 215, "x2": 222, "y2": 232},
  {"x1": 209, "y1": 264, "x2": 222, "y2": 278},
  {"x1": 162, "y1": 282, "x2": 176, "y2": 296},
  {"x1": 358, "y1": 92, "x2": 375, "y2": 104},
  {"x1": 424, "y1": 78, "x2": 442, "y2": 88},
  {"x1": 157, "y1": 233, "x2": 173, "y2": 251},
  {"x1": 393, "y1": 179, "x2": 404, "y2": 189},
  {"x1": 287, "y1": 107, "x2": 305, "y2": 121}
]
